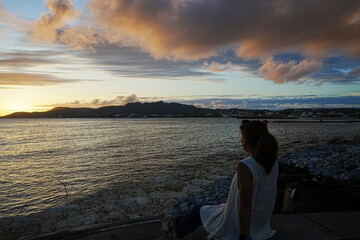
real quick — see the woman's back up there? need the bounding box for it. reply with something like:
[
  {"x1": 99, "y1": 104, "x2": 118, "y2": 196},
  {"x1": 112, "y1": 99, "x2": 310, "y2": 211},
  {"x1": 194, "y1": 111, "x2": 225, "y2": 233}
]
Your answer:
[
  {"x1": 243, "y1": 157, "x2": 278, "y2": 240},
  {"x1": 200, "y1": 157, "x2": 278, "y2": 240}
]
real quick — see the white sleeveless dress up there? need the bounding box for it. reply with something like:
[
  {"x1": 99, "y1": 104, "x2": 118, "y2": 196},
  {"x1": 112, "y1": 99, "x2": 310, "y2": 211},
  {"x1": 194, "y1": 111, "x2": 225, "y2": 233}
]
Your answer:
[{"x1": 200, "y1": 157, "x2": 278, "y2": 240}]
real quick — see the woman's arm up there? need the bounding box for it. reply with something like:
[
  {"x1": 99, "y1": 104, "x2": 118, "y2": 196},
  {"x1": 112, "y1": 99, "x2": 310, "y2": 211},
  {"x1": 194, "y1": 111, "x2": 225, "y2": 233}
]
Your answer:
[{"x1": 236, "y1": 162, "x2": 253, "y2": 237}]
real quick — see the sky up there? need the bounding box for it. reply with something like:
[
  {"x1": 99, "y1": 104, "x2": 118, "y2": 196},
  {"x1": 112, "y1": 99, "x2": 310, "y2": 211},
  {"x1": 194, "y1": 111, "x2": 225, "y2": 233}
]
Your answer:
[{"x1": 0, "y1": 0, "x2": 359, "y2": 116}]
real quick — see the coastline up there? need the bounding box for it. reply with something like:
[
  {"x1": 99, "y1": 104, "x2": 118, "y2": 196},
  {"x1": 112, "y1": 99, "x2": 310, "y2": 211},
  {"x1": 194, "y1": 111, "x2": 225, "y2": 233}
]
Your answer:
[{"x1": 1, "y1": 136, "x2": 359, "y2": 240}]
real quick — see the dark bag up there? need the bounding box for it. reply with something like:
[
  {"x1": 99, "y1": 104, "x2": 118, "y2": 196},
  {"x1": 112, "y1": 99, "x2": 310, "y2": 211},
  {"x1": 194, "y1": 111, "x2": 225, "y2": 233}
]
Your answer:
[{"x1": 282, "y1": 179, "x2": 360, "y2": 213}]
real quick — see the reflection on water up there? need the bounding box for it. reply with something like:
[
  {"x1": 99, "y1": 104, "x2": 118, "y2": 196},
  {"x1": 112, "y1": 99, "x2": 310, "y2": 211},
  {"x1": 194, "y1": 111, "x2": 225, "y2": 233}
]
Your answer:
[{"x1": 0, "y1": 118, "x2": 359, "y2": 217}]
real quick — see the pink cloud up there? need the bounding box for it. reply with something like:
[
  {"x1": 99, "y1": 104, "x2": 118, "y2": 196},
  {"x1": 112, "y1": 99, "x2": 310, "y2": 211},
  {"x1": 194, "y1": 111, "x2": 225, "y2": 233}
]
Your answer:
[
  {"x1": 258, "y1": 58, "x2": 323, "y2": 84},
  {"x1": 86, "y1": 0, "x2": 360, "y2": 59},
  {"x1": 28, "y1": 0, "x2": 360, "y2": 61},
  {"x1": 0, "y1": 72, "x2": 82, "y2": 86},
  {"x1": 31, "y1": 0, "x2": 80, "y2": 43},
  {"x1": 204, "y1": 61, "x2": 233, "y2": 72}
]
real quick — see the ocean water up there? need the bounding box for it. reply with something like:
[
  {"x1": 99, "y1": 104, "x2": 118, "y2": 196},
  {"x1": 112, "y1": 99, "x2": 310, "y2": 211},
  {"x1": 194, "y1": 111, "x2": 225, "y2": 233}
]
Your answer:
[{"x1": 0, "y1": 118, "x2": 359, "y2": 217}]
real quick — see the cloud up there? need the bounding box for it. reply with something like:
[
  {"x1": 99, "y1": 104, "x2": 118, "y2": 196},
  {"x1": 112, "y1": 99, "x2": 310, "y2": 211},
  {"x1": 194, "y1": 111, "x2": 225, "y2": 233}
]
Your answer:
[
  {"x1": 348, "y1": 67, "x2": 360, "y2": 75},
  {"x1": 0, "y1": 3, "x2": 23, "y2": 25},
  {"x1": 193, "y1": 103, "x2": 207, "y2": 109},
  {"x1": 29, "y1": 0, "x2": 105, "y2": 50},
  {"x1": 258, "y1": 58, "x2": 323, "y2": 84},
  {"x1": 29, "y1": 0, "x2": 120, "y2": 50},
  {"x1": 0, "y1": 72, "x2": 84, "y2": 86},
  {"x1": 204, "y1": 61, "x2": 233, "y2": 72},
  {"x1": 0, "y1": 3, "x2": 28, "y2": 35},
  {"x1": 310, "y1": 57, "x2": 360, "y2": 84},
  {"x1": 209, "y1": 99, "x2": 237, "y2": 109},
  {"x1": 181, "y1": 96, "x2": 360, "y2": 109},
  {"x1": 22, "y1": 1, "x2": 359, "y2": 85},
  {"x1": 85, "y1": 0, "x2": 360, "y2": 60},
  {"x1": 37, "y1": 94, "x2": 360, "y2": 110},
  {"x1": 31, "y1": 0, "x2": 80, "y2": 43},
  {"x1": 0, "y1": 56, "x2": 55, "y2": 67},
  {"x1": 77, "y1": 45, "x2": 225, "y2": 82},
  {"x1": 0, "y1": 4, "x2": 15, "y2": 24},
  {"x1": 39, "y1": 94, "x2": 141, "y2": 108},
  {"x1": 91, "y1": 94, "x2": 140, "y2": 106},
  {"x1": 57, "y1": 26, "x2": 107, "y2": 50}
]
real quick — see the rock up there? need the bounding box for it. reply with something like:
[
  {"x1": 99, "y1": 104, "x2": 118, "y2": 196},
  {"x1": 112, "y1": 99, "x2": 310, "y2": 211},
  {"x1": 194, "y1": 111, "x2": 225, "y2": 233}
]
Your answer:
[
  {"x1": 208, "y1": 175, "x2": 229, "y2": 181},
  {"x1": 190, "y1": 179, "x2": 214, "y2": 187},
  {"x1": 159, "y1": 198, "x2": 178, "y2": 210},
  {"x1": 7, "y1": 216, "x2": 27, "y2": 230},
  {"x1": 54, "y1": 220, "x2": 69, "y2": 230},
  {"x1": 327, "y1": 136, "x2": 345, "y2": 144},
  {"x1": 154, "y1": 175, "x2": 172, "y2": 183},
  {"x1": 178, "y1": 172, "x2": 193, "y2": 179},
  {"x1": 41, "y1": 207, "x2": 64, "y2": 221},
  {"x1": 127, "y1": 214, "x2": 141, "y2": 219},
  {"x1": 40, "y1": 219, "x2": 57, "y2": 233},
  {"x1": 352, "y1": 135, "x2": 360, "y2": 144},
  {"x1": 108, "y1": 211, "x2": 124, "y2": 221},
  {"x1": 0, "y1": 217, "x2": 13, "y2": 232},
  {"x1": 164, "y1": 183, "x2": 185, "y2": 192},
  {"x1": 156, "y1": 178, "x2": 186, "y2": 192},
  {"x1": 118, "y1": 197, "x2": 151, "y2": 209},
  {"x1": 307, "y1": 137, "x2": 319, "y2": 143},
  {"x1": 306, "y1": 157, "x2": 319, "y2": 166},
  {"x1": 182, "y1": 184, "x2": 204, "y2": 195},
  {"x1": 348, "y1": 167, "x2": 360, "y2": 179},
  {"x1": 149, "y1": 190, "x2": 186, "y2": 200},
  {"x1": 55, "y1": 211, "x2": 100, "y2": 230}
]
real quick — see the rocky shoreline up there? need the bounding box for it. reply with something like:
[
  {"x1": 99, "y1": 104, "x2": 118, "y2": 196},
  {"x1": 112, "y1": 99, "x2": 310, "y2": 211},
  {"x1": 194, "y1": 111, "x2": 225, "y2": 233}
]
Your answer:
[
  {"x1": 1, "y1": 136, "x2": 359, "y2": 240},
  {"x1": 174, "y1": 140, "x2": 360, "y2": 215}
]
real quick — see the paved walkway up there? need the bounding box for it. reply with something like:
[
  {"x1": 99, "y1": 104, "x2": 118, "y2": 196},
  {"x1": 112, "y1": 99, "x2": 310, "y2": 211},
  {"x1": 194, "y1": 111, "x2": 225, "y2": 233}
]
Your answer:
[{"x1": 21, "y1": 211, "x2": 360, "y2": 240}]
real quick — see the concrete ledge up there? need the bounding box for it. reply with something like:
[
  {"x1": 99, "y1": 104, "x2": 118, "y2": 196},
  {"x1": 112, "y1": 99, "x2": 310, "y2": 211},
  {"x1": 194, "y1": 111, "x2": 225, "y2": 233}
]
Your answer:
[{"x1": 19, "y1": 211, "x2": 360, "y2": 240}]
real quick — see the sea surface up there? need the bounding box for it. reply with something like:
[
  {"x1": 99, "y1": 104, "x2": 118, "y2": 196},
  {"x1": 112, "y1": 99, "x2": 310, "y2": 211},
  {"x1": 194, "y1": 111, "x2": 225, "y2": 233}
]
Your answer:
[{"x1": 1, "y1": 118, "x2": 359, "y2": 217}]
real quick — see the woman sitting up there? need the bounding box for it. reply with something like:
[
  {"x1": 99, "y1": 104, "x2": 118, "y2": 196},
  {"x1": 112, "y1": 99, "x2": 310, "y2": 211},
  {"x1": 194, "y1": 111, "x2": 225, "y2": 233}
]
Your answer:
[{"x1": 161, "y1": 120, "x2": 279, "y2": 240}]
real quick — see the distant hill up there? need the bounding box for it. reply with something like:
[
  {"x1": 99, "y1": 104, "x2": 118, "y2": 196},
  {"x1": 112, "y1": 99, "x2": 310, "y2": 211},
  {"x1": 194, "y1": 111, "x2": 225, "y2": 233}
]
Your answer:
[
  {"x1": 3, "y1": 101, "x2": 218, "y2": 118},
  {"x1": 3, "y1": 101, "x2": 359, "y2": 119}
]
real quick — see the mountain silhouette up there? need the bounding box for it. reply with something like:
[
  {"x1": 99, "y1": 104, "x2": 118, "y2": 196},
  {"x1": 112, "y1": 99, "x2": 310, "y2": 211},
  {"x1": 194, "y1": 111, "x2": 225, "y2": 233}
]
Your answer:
[{"x1": 4, "y1": 101, "x2": 217, "y2": 118}]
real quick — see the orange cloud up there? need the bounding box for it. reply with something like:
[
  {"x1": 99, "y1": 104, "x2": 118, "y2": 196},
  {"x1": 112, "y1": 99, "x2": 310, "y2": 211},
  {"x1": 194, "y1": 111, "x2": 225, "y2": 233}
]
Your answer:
[
  {"x1": 258, "y1": 58, "x2": 323, "y2": 84},
  {"x1": 204, "y1": 61, "x2": 233, "y2": 72},
  {"x1": 31, "y1": 0, "x2": 80, "y2": 43},
  {"x1": 0, "y1": 4, "x2": 13, "y2": 23},
  {"x1": 0, "y1": 3, "x2": 28, "y2": 34},
  {"x1": 0, "y1": 72, "x2": 82, "y2": 86},
  {"x1": 86, "y1": 0, "x2": 360, "y2": 60},
  {"x1": 91, "y1": 94, "x2": 140, "y2": 106},
  {"x1": 349, "y1": 67, "x2": 360, "y2": 76},
  {"x1": 29, "y1": 0, "x2": 360, "y2": 61},
  {"x1": 38, "y1": 94, "x2": 141, "y2": 108},
  {"x1": 30, "y1": 0, "x2": 117, "y2": 50}
]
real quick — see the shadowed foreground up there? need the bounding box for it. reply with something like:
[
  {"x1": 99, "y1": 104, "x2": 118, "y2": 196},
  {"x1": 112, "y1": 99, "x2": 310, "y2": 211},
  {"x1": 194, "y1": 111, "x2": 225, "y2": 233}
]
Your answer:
[{"x1": 19, "y1": 211, "x2": 360, "y2": 240}]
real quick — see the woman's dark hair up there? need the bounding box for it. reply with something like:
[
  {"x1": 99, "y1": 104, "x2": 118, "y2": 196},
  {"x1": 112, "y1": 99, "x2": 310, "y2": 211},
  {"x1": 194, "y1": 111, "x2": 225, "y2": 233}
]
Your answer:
[{"x1": 240, "y1": 120, "x2": 278, "y2": 174}]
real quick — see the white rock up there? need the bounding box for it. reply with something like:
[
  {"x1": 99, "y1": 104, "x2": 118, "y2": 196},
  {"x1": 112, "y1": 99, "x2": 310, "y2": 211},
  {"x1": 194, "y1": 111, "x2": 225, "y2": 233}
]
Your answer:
[
  {"x1": 154, "y1": 175, "x2": 172, "y2": 183},
  {"x1": 178, "y1": 172, "x2": 192, "y2": 178},
  {"x1": 41, "y1": 221, "x2": 56, "y2": 233},
  {"x1": 118, "y1": 197, "x2": 151, "y2": 208},
  {"x1": 182, "y1": 184, "x2": 204, "y2": 195},
  {"x1": 150, "y1": 190, "x2": 186, "y2": 199},
  {"x1": 190, "y1": 179, "x2": 214, "y2": 187},
  {"x1": 127, "y1": 214, "x2": 141, "y2": 219},
  {"x1": 108, "y1": 211, "x2": 124, "y2": 221},
  {"x1": 208, "y1": 175, "x2": 229, "y2": 181},
  {"x1": 55, "y1": 211, "x2": 100, "y2": 230},
  {"x1": 159, "y1": 198, "x2": 178, "y2": 210}
]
